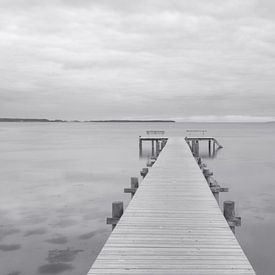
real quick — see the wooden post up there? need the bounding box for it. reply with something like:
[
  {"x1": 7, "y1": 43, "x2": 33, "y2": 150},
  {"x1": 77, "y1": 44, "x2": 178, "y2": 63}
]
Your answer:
[
  {"x1": 106, "y1": 201, "x2": 124, "y2": 230},
  {"x1": 223, "y1": 201, "x2": 241, "y2": 234},
  {"x1": 156, "y1": 140, "x2": 160, "y2": 156},
  {"x1": 213, "y1": 140, "x2": 216, "y2": 154},
  {"x1": 224, "y1": 201, "x2": 235, "y2": 233},
  {"x1": 191, "y1": 140, "x2": 195, "y2": 154},
  {"x1": 140, "y1": 167, "x2": 149, "y2": 178},
  {"x1": 147, "y1": 157, "x2": 156, "y2": 167},
  {"x1": 161, "y1": 139, "x2": 166, "y2": 150},
  {"x1": 213, "y1": 190, "x2": 219, "y2": 202},
  {"x1": 203, "y1": 168, "x2": 213, "y2": 180},
  {"x1": 139, "y1": 136, "x2": 142, "y2": 157},
  {"x1": 208, "y1": 177, "x2": 229, "y2": 204},
  {"x1": 208, "y1": 139, "x2": 211, "y2": 156},
  {"x1": 195, "y1": 140, "x2": 199, "y2": 157},
  {"x1": 124, "y1": 177, "x2": 139, "y2": 198},
  {"x1": 151, "y1": 140, "x2": 155, "y2": 156},
  {"x1": 131, "y1": 177, "x2": 139, "y2": 190}
]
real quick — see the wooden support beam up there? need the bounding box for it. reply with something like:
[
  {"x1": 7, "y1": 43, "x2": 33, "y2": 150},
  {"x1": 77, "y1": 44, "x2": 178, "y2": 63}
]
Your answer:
[
  {"x1": 223, "y1": 201, "x2": 241, "y2": 234},
  {"x1": 106, "y1": 201, "x2": 124, "y2": 230}
]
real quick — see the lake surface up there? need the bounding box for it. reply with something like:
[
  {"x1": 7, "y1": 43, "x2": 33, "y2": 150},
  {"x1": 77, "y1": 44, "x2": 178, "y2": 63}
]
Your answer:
[{"x1": 0, "y1": 122, "x2": 274, "y2": 275}]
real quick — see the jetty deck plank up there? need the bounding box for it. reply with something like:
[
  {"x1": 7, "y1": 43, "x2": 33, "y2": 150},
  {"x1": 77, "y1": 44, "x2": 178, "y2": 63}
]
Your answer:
[{"x1": 88, "y1": 138, "x2": 255, "y2": 275}]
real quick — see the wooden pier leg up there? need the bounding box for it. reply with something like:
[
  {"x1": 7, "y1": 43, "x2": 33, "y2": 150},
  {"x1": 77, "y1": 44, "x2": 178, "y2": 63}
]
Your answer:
[
  {"x1": 161, "y1": 139, "x2": 166, "y2": 150},
  {"x1": 112, "y1": 201, "x2": 123, "y2": 230},
  {"x1": 140, "y1": 167, "x2": 149, "y2": 178},
  {"x1": 124, "y1": 177, "x2": 139, "y2": 198},
  {"x1": 152, "y1": 140, "x2": 155, "y2": 156},
  {"x1": 156, "y1": 140, "x2": 160, "y2": 156},
  {"x1": 131, "y1": 177, "x2": 139, "y2": 198},
  {"x1": 208, "y1": 139, "x2": 211, "y2": 156},
  {"x1": 213, "y1": 191, "x2": 219, "y2": 203},
  {"x1": 191, "y1": 140, "x2": 195, "y2": 154},
  {"x1": 213, "y1": 140, "x2": 216, "y2": 154},
  {"x1": 224, "y1": 201, "x2": 237, "y2": 234},
  {"x1": 203, "y1": 168, "x2": 213, "y2": 181},
  {"x1": 195, "y1": 140, "x2": 199, "y2": 157},
  {"x1": 139, "y1": 136, "x2": 142, "y2": 157},
  {"x1": 106, "y1": 201, "x2": 124, "y2": 230}
]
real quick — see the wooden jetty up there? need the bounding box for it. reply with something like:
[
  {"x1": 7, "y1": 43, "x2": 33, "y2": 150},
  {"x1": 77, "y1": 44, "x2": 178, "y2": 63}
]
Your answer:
[
  {"x1": 139, "y1": 136, "x2": 168, "y2": 157},
  {"x1": 88, "y1": 137, "x2": 255, "y2": 274}
]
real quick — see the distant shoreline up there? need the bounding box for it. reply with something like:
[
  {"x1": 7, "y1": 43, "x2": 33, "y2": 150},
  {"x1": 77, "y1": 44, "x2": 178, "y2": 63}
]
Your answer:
[
  {"x1": 0, "y1": 118, "x2": 175, "y2": 123},
  {"x1": 0, "y1": 118, "x2": 273, "y2": 123}
]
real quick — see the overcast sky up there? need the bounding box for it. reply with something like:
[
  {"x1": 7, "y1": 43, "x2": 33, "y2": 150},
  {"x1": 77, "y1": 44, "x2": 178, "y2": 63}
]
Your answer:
[{"x1": 0, "y1": 0, "x2": 275, "y2": 121}]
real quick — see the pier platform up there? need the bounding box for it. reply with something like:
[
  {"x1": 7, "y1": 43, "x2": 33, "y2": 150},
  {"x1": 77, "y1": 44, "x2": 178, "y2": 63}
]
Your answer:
[{"x1": 88, "y1": 138, "x2": 255, "y2": 274}]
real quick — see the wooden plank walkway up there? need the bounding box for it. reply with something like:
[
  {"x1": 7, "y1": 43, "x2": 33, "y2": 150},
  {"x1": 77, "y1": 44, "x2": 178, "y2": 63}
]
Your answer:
[{"x1": 88, "y1": 138, "x2": 256, "y2": 275}]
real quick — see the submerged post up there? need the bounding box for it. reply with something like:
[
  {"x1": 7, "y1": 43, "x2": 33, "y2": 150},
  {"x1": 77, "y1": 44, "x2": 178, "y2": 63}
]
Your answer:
[{"x1": 106, "y1": 201, "x2": 124, "y2": 230}]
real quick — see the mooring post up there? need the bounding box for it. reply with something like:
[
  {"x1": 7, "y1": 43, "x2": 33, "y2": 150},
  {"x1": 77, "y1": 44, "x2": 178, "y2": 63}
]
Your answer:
[
  {"x1": 223, "y1": 201, "x2": 241, "y2": 234},
  {"x1": 140, "y1": 167, "x2": 149, "y2": 178},
  {"x1": 106, "y1": 201, "x2": 124, "y2": 230},
  {"x1": 124, "y1": 177, "x2": 139, "y2": 198}
]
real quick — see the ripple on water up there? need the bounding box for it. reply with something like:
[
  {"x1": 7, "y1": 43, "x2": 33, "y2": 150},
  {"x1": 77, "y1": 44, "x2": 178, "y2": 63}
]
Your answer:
[
  {"x1": 38, "y1": 247, "x2": 83, "y2": 274},
  {"x1": 38, "y1": 263, "x2": 73, "y2": 274},
  {"x1": 0, "y1": 244, "x2": 21, "y2": 251},
  {"x1": 45, "y1": 235, "x2": 68, "y2": 245},
  {"x1": 24, "y1": 228, "x2": 47, "y2": 237}
]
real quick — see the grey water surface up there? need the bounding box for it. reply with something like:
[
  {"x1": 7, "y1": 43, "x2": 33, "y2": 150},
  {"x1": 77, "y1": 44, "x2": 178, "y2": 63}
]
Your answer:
[{"x1": 0, "y1": 122, "x2": 274, "y2": 275}]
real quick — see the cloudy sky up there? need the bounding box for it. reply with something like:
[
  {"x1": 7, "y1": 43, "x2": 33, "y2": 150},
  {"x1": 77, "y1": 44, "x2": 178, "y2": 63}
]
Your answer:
[{"x1": 0, "y1": 0, "x2": 275, "y2": 121}]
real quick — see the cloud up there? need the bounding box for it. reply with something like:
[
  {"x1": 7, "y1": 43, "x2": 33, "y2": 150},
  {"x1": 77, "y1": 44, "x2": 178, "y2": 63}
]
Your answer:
[{"x1": 0, "y1": 0, "x2": 275, "y2": 120}]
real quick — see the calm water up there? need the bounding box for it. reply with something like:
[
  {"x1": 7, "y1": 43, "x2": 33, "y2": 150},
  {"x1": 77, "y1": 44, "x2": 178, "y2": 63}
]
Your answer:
[{"x1": 0, "y1": 122, "x2": 274, "y2": 275}]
